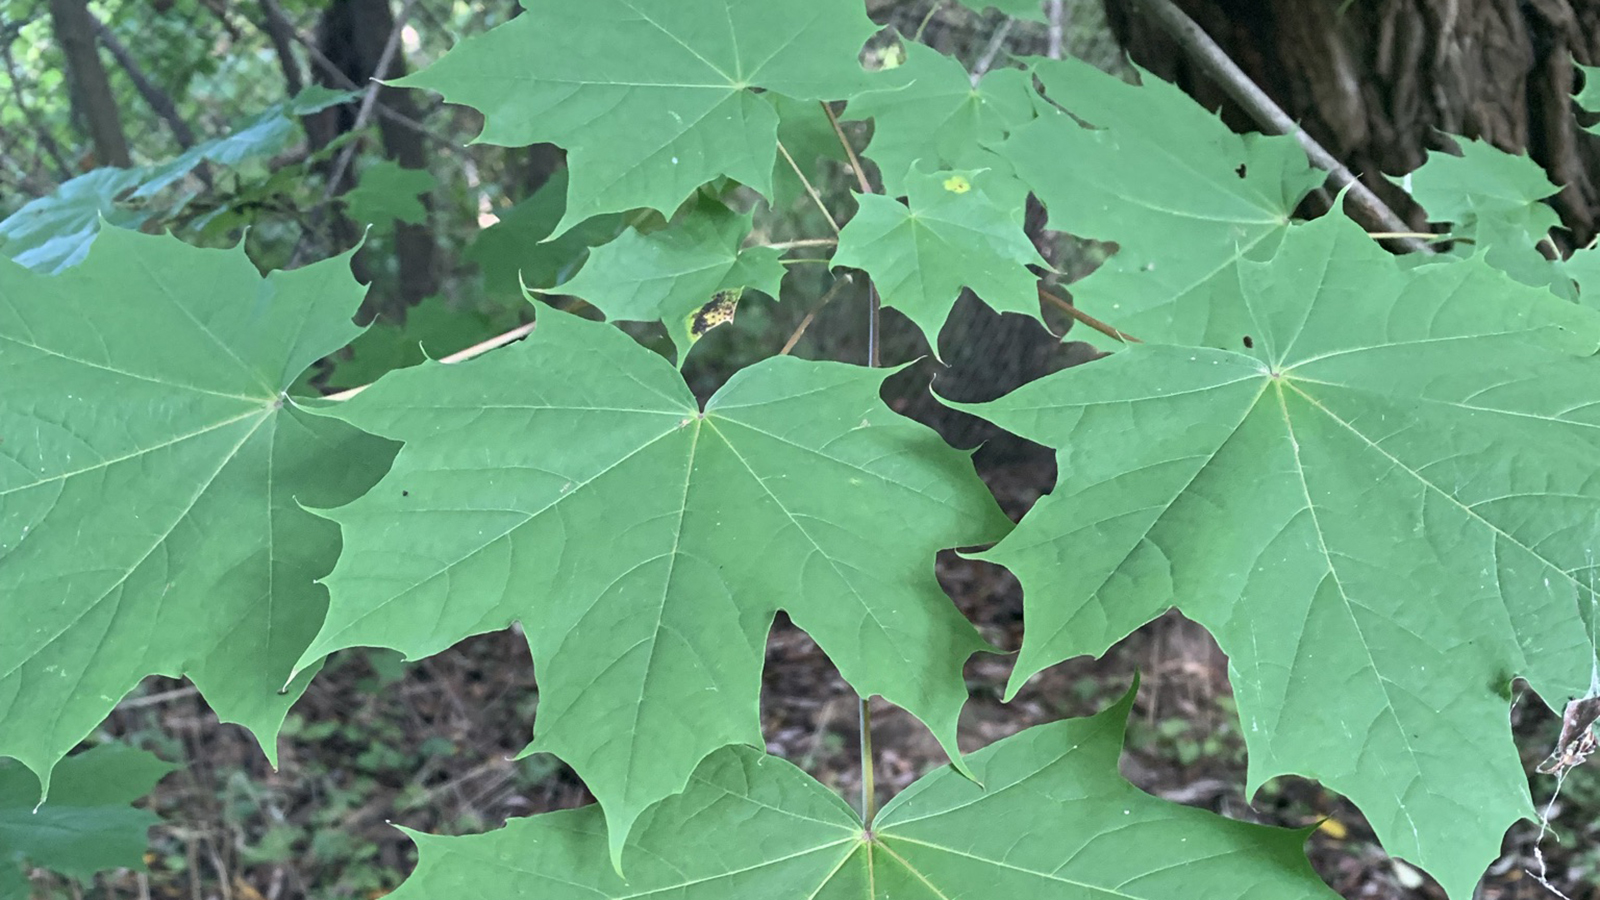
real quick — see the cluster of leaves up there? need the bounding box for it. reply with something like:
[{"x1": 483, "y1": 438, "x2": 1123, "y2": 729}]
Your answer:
[
  {"x1": 6, "y1": 0, "x2": 1600, "y2": 897},
  {"x1": 0, "y1": 85, "x2": 359, "y2": 272}
]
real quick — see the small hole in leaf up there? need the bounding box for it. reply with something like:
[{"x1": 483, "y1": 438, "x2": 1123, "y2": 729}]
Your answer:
[
  {"x1": 1235, "y1": 163, "x2": 1247, "y2": 178},
  {"x1": 1242, "y1": 336, "x2": 1254, "y2": 348},
  {"x1": 402, "y1": 490, "x2": 410, "y2": 497}
]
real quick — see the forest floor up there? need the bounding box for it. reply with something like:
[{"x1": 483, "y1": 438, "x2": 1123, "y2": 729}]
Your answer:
[{"x1": 31, "y1": 458, "x2": 1600, "y2": 900}]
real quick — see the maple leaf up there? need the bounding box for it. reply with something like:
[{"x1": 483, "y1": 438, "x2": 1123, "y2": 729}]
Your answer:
[
  {"x1": 995, "y1": 57, "x2": 1323, "y2": 346},
  {"x1": 953, "y1": 211, "x2": 1600, "y2": 898},
  {"x1": 553, "y1": 195, "x2": 786, "y2": 363},
  {"x1": 832, "y1": 166, "x2": 1047, "y2": 353},
  {"x1": 387, "y1": 687, "x2": 1339, "y2": 899},
  {"x1": 0, "y1": 227, "x2": 394, "y2": 792},
  {"x1": 1577, "y1": 63, "x2": 1600, "y2": 135},
  {"x1": 394, "y1": 0, "x2": 878, "y2": 235},
  {"x1": 463, "y1": 169, "x2": 627, "y2": 299},
  {"x1": 344, "y1": 161, "x2": 438, "y2": 233},
  {"x1": 1399, "y1": 138, "x2": 1572, "y2": 298},
  {"x1": 844, "y1": 41, "x2": 1037, "y2": 196},
  {"x1": 1, "y1": 743, "x2": 173, "y2": 892},
  {"x1": 299, "y1": 309, "x2": 1009, "y2": 862}
]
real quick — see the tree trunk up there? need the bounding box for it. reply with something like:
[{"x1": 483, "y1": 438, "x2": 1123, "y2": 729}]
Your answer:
[
  {"x1": 48, "y1": 0, "x2": 130, "y2": 169},
  {"x1": 312, "y1": 0, "x2": 439, "y2": 313},
  {"x1": 1104, "y1": 0, "x2": 1600, "y2": 248}
]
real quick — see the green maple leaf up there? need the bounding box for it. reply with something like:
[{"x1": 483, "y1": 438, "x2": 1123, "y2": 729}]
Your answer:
[
  {"x1": 298, "y1": 309, "x2": 1009, "y2": 862},
  {"x1": 553, "y1": 196, "x2": 786, "y2": 363},
  {"x1": 344, "y1": 161, "x2": 438, "y2": 232},
  {"x1": 954, "y1": 212, "x2": 1600, "y2": 899},
  {"x1": 1, "y1": 743, "x2": 173, "y2": 889},
  {"x1": 387, "y1": 686, "x2": 1337, "y2": 899},
  {"x1": 844, "y1": 41, "x2": 1037, "y2": 195},
  {"x1": 463, "y1": 169, "x2": 627, "y2": 298},
  {"x1": 833, "y1": 167, "x2": 1047, "y2": 353},
  {"x1": 1565, "y1": 246, "x2": 1600, "y2": 308},
  {"x1": 394, "y1": 0, "x2": 877, "y2": 235},
  {"x1": 0, "y1": 228, "x2": 394, "y2": 793},
  {"x1": 996, "y1": 57, "x2": 1323, "y2": 345},
  {"x1": 1399, "y1": 138, "x2": 1572, "y2": 298}
]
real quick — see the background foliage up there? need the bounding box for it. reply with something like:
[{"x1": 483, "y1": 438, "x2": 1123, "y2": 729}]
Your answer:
[{"x1": 5, "y1": 1, "x2": 1600, "y2": 899}]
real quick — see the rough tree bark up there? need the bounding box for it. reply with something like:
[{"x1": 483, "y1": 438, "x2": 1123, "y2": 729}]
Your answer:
[
  {"x1": 1104, "y1": 0, "x2": 1600, "y2": 247},
  {"x1": 47, "y1": 0, "x2": 130, "y2": 169}
]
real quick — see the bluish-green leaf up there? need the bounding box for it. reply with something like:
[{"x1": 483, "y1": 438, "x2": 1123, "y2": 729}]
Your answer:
[
  {"x1": 300, "y1": 309, "x2": 1008, "y2": 862},
  {"x1": 955, "y1": 211, "x2": 1600, "y2": 898},
  {"x1": 388, "y1": 687, "x2": 1337, "y2": 899},
  {"x1": 0, "y1": 743, "x2": 173, "y2": 886}
]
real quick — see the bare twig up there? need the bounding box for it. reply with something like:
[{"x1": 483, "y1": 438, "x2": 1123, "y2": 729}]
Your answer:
[
  {"x1": 1046, "y1": 0, "x2": 1065, "y2": 60},
  {"x1": 760, "y1": 237, "x2": 838, "y2": 251},
  {"x1": 94, "y1": 17, "x2": 198, "y2": 148},
  {"x1": 779, "y1": 273, "x2": 855, "y2": 355},
  {"x1": 1366, "y1": 231, "x2": 1446, "y2": 241},
  {"x1": 1039, "y1": 285, "x2": 1141, "y2": 343},
  {"x1": 115, "y1": 685, "x2": 199, "y2": 711},
  {"x1": 777, "y1": 139, "x2": 842, "y2": 233},
  {"x1": 914, "y1": 2, "x2": 944, "y2": 42},
  {"x1": 970, "y1": 18, "x2": 1013, "y2": 85},
  {"x1": 821, "y1": 102, "x2": 873, "y2": 195},
  {"x1": 324, "y1": 321, "x2": 536, "y2": 402},
  {"x1": 1132, "y1": 0, "x2": 1434, "y2": 254}
]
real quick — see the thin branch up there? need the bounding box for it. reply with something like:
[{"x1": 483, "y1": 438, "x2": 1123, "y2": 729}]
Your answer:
[
  {"x1": 321, "y1": 0, "x2": 418, "y2": 203},
  {"x1": 1046, "y1": 0, "x2": 1065, "y2": 60},
  {"x1": 761, "y1": 237, "x2": 838, "y2": 251},
  {"x1": 114, "y1": 685, "x2": 199, "y2": 711},
  {"x1": 324, "y1": 321, "x2": 536, "y2": 402},
  {"x1": 1367, "y1": 231, "x2": 1449, "y2": 241},
  {"x1": 970, "y1": 18, "x2": 1013, "y2": 85},
  {"x1": 93, "y1": 17, "x2": 198, "y2": 148},
  {"x1": 777, "y1": 138, "x2": 842, "y2": 233},
  {"x1": 1039, "y1": 285, "x2": 1141, "y2": 344},
  {"x1": 821, "y1": 101, "x2": 872, "y2": 195},
  {"x1": 1132, "y1": 0, "x2": 1434, "y2": 255},
  {"x1": 860, "y1": 700, "x2": 877, "y2": 826},
  {"x1": 817, "y1": 77, "x2": 882, "y2": 824},
  {"x1": 779, "y1": 272, "x2": 855, "y2": 355},
  {"x1": 913, "y1": 1, "x2": 944, "y2": 43},
  {"x1": 816, "y1": 100, "x2": 882, "y2": 365}
]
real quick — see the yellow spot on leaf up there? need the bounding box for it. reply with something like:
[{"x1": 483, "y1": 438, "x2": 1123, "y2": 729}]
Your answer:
[
  {"x1": 942, "y1": 175, "x2": 971, "y2": 194},
  {"x1": 1316, "y1": 817, "x2": 1348, "y2": 840},
  {"x1": 687, "y1": 289, "x2": 741, "y2": 342}
]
